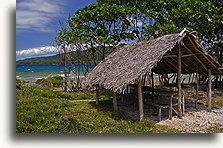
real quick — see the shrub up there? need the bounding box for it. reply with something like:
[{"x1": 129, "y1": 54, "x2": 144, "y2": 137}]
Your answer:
[
  {"x1": 36, "y1": 76, "x2": 63, "y2": 88},
  {"x1": 48, "y1": 76, "x2": 63, "y2": 87}
]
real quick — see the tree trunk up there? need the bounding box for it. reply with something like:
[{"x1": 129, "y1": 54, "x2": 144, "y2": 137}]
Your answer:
[{"x1": 63, "y1": 52, "x2": 68, "y2": 92}]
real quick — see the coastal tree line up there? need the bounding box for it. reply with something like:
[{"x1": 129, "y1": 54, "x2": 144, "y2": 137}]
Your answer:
[{"x1": 55, "y1": 0, "x2": 223, "y2": 91}]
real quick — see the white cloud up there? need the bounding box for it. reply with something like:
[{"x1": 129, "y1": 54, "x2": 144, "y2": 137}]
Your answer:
[
  {"x1": 16, "y1": 46, "x2": 58, "y2": 60},
  {"x1": 16, "y1": 0, "x2": 63, "y2": 32}
]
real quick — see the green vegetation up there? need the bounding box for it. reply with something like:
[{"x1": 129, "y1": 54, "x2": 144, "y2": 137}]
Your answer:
[
  {"x1": 206, "y1": 124, "x2": 223, "y2": 133},
  {"x1": 16, "y1": 85, "x2": 181, "y2": 133},
  {"x1": 198, "y1": 92, "x2": 223, "y2": 108},
  {"x1": 36, "y1": 76, "x2": 64, "y2": 88},
  {"x1": 212, "y1": 93, "x2": 223, "y2": 108},
  {"x1": 16, "y1": 79, "x2": 29, "y2": 89},
  {"x1": 56, "y1": 0, "x2": 223, "y2": 69}
]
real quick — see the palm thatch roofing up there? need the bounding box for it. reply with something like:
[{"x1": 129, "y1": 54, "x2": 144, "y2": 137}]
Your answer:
[{"x1": 82, "y1": 29, "x2": 222, "y2": 93}]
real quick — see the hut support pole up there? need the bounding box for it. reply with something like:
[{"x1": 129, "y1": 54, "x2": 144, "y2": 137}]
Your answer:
[
  {"x1": 96, "y1": 85, "x2": 100, "y2": 104},
  {"x1": 151, "y1": 72, "x2": 154, "y2": 103},
  {"x1": 178, "y1": 47, "x2": 182, "y2": 119},
  {"x1": 112, "y1": 92, "x2": 118, "y2": 111},
  {"x1": 182, "y1": 95, "x2": 185, "y2": 116},
  {"x1": 208, "y1": 69, "x2": 212, "y2": 112},
  {"x1": 137, "y1": 79, "x2": 144, "y2": 121},
  {"x1": 195, "y1": 67, "x2": 199, "y2": 110}
]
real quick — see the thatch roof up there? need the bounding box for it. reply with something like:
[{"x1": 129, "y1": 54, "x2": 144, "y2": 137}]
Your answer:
[{"x1": 82, "y1": 29, "x2": 222, "y2": 93}]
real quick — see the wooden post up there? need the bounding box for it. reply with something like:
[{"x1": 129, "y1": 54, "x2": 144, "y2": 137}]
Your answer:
[
  {"x1": 208, "y1": 69, "x2": 212, "y2": 112},
  {"x1": 137, "y1": 79, "x2": 144, "y2": 121},
  {"x1": 96, "y1": 85, "x2": 100, "y2": 104},
  {"x1": 195, "y1": 67, "x2": 199, "y2": 110},
  {"x1": 169, "y1": 96, "x2": 173, "y2": 120},
  {"x1": 182, "y1": 95, "x2": 185, "y2": 116},
  {"x1": 151, "y1": 72, "x2": 154, "y2": 103},
  {"x1": 112, "y1": 92, "x2": 118, "y2": 111},
  {"x1": 158, "y1": 108, "x2": 162, "y2": 121},
  {"x1": 178, "y1": 47, "x2": 182, "y2": 119}
]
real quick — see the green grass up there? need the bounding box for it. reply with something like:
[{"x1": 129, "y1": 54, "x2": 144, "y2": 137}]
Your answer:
[{"x1": 16, "y1": 85, "x2": 182, "y2": 133}]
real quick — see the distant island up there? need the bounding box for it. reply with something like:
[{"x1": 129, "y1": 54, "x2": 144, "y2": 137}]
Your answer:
[
  {"x1": 16, "y1": 46, "x2": 113, "y2": 65},
  {"x1": 16, "y1": 54, "x2": 60, "y2": 65}
]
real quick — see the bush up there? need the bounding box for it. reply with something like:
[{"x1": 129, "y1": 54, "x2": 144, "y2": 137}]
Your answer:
[
  {"x1": 16, "y1": 79, "x2": 30, "y2": 89},
  {"x1": 48, "y1": 76, "x2": 63, "y2": 87},
  {"x1": 36, "y1": 76, "x2": 63, "y2": 88}
]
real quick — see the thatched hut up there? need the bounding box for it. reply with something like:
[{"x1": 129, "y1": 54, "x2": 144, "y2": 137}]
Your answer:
[{"x1": 82, "y1": 29, "x2": 222, "y2": 121}]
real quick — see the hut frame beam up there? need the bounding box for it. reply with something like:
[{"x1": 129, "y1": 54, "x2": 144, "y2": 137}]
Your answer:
[
  {"x1": 188, "y1": 36, "x2": 222, "y2": 74},
  {"x1": 155, "y1": 62, "x2": 172, "y2": 74},
  {"x1": 183, "y1": 43, "x2": 207, "y2": 74},
  {"x1": 163, "y1": 53, "x2": 196, "y2": 58},
  {"x1": 162, "y1": 58, "x2": 178, "y2": 72},
  {"x1": 168, "y1": 57, "x2": 191, "y2": 74}
]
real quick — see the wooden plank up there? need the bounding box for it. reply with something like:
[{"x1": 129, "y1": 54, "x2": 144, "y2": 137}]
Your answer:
[
  {"x1": 112, "y1": 92, "x2": 118, "y2": 111},
  {"x1": 137, "y1": 79, "x2": 144, "y2": 121},
  {"x1": 158, "y1": 108, "x2": 162, "y2": 121},
  {"x1": 188, "y1": 74, "x2": 192, "y2": 84},
  {"x1": 172, "y1": 108, "x2": 178, "y2": 115},
  {"x1": 182, "y1": 54, "x2": 197, "y2": 57},
  {"x1": 178, "y1": 46, "x2": 183, "y2": 119},
  {"x1": 147, "y1": 102, "x2": 169, "y2": 109},
  {"x1": 208, "y1": 69, "x2": 212, "y2": 112},
  {"x1": 163, "y1": 55, "x2": 177, "y2": 58},
  {"x1": 169, "y1": 96, "x2": 173, "y2": 120},
  {"x1": 172, "y1": 74, "x2": 176, "y2": 84},
  {"x1": 96, "y1": 85, "x2": 100, "y2": 104},
  {"x1": 182, "y1": 95, "x2": 185, "y2": 116}
]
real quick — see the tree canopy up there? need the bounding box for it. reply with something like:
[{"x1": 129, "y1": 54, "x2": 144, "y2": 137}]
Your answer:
[{"x1": 55, "y1": 0, "x2": 223, "y2": 66}]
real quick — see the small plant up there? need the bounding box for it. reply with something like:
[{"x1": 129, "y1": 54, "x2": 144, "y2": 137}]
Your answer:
[
  {"x1": 36, "y1": 76, "x2": 63, "y2": 88},
  {"x1": 16, "y1": 79, "x2": 30, "y2": 89}
]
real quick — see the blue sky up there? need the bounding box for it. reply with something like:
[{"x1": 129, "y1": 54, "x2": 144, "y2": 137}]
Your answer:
[{"x1": 16, "y1": 0, "x2": 97, "y2": 52}]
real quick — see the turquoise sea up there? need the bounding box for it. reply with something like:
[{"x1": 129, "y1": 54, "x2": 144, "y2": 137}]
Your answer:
[{"x1": 16, "y1": 64, "x2": 95, "y2": 82}]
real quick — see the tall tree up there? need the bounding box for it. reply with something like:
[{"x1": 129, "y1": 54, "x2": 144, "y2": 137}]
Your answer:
[{"x1": 55, "y1": 25, "x2": 71, "y2": 92}]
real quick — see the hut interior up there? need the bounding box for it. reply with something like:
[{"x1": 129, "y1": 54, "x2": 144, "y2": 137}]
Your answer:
[{"x1": 82, "y1": 29, "x2": 223, "y2": 121}]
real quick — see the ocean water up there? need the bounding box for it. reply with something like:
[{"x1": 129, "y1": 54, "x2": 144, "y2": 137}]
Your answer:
[{"x1": 16, "y1": 64, "x2": 95, "y2": 82}]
